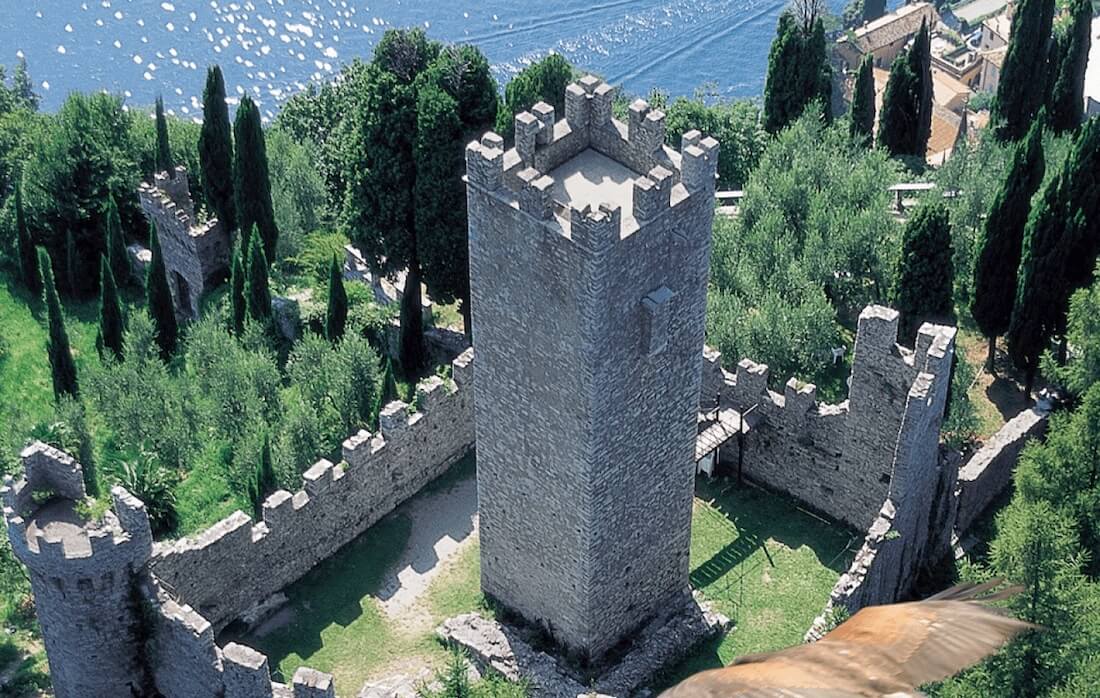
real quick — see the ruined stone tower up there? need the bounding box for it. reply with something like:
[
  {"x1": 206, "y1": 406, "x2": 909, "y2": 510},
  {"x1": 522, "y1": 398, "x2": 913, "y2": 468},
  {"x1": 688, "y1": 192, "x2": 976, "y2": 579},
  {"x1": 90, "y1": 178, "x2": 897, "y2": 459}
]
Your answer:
[
  {"x1": 138, "y1": 165, "x2": 230, "y2": 319},
  {"x1": 465, "y1": 76, "x2": 719, "y2": 663},
  {"x1": 2, "y1": 442, "x2": 153, "y2": 697}
]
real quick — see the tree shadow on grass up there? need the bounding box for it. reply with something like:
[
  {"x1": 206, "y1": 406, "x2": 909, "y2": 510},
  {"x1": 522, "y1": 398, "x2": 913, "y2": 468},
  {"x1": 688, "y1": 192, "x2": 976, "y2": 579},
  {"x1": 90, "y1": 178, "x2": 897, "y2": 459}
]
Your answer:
[
  {"x1": 225, "y1": 511, "x2": 413, "y2": 678},
  {"x1": 693, "y1": 477, "x2": 858, "y2": 581}
]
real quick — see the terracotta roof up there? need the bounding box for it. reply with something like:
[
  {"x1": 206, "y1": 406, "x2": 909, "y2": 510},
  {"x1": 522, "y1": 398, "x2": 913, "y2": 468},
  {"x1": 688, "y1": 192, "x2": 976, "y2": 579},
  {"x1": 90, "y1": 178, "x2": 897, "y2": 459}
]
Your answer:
[
  {"x1": 932, "y1": 67, "x2": 973, "y2": 110},
  {"x1": 927, "y1": 102, "x2": 964, "y2": 164},
  {"x1": 848, "y1": 2, "x2": 938, "y2": 53}
]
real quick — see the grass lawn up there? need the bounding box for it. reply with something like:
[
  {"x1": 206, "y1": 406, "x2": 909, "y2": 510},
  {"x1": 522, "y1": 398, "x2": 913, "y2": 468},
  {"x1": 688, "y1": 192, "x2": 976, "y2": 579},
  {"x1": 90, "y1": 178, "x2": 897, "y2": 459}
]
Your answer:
[
  {"x1": 0, "y1": 274, "x2": 103, "y2": 467},
  {"x1": 658, "y1": 477, "x2": 858, "y2": 688},
  {"x1": 228, "y1": 455, "x2": 484, "y2": 692},
  {"x1": 953, "y1": 310, "x2": 1029, "y2": 441}
]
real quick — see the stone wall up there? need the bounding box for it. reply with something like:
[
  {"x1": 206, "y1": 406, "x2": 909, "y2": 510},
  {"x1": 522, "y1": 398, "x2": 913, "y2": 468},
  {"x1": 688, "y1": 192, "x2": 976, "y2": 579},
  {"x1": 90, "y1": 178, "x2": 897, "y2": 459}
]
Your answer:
[
  {"x1": 954, "y1": 406, "x2": 1049, "y2": 533},
  {"x1": 714, "y1": 307, "x2": 958, "y2": 530},
  {"x1": 148, "y1": 349, "x2": 474, "y2": 629},
  {"x1": 138, "y1": 166, "x2": 230, "y2": 319},
  {"x1": 806, "y1": 400, "x2": 1050, "y2": 640}
]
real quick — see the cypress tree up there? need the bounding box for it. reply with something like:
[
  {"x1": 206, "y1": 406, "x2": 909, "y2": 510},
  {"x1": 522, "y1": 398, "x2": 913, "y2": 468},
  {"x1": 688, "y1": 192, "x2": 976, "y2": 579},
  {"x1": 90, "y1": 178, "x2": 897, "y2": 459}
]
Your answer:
[
  {"x1": 764, "y1": 13, "x2": 806, "y2": 133},
  {"x1": 199, "y1": 65, "x2": 237, "y2": 230},
  {"x1": 372, "y1": 356, "x2": 400, "y2": 426},
  {"x1": 325, "y1": 254, "x2": 348, "y2": 342},
  {"x1": 849, "y1": 55, "x2": 876, "y2": 146},
  {"x1": 878, "y1": 52, "x2": 917, "y2": 156},
  {"x1": 96, "y1": 255, "x2": 125, "y2": 361},
  {"x1": 908, "y1": 20, "x2": 933, "y2": 156},
  {"x1": 257, "y1": 433, "x2": 276, "y2": 498},
  {"x1": 155, "y1": 95, "x2": 174, "y2": 178},
  {"x1": 64, "y1": 229, "x2": 79, "y2": 298},
  {"x1": 104, "y1": 195, "x2": 129, "y2": 287},
  {"x1": 40, "y1": 249, "x2": 79, "y2": 400},
  {"x1": 245, "y1": 228, "x2": 272, "y2": 323},
  {"x1": 1047, "y1": 0, "x2": 1090, "y2": 134},
  {"x1": 1007, "y1": 170, "x2": 1068, "y2": 395},
  {"x1": 1053, "y1": 117, "x2": 1100, "y2": 338},
  {"x1": 15, "y1": 182, "x2": 40, "y2": 295},
  {"x1": 12, "y1": 57, "x2": 38, "y2": 111},
  {"x1": 398, "y1": 263, "x2": 428, "y2": 375},
  {"x1": 994, "y1": 0, "x2": 1056, "y2": 141},
  {"x1": 892, "y1": 204, "x2": 955, "y2": 341},
  {"x1": 146, "y1": 223, "x2": 179, "y2": 361},
  {"x1": 972, "y1": 119, "x2": 1046, "y2": 372},
  {"x1": 229, "y1": 244, "x2": 246, "y2": 335},
  {"x1": 233, "y1": 96, "x2": 278, "y2": 263}
]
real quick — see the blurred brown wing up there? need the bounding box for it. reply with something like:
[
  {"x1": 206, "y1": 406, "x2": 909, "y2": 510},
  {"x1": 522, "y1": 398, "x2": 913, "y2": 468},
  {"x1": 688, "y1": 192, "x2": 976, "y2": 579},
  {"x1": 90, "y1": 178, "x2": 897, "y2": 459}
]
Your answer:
[{"x1": 820, "y1": 598, "x2": 1034, "y2": 687}]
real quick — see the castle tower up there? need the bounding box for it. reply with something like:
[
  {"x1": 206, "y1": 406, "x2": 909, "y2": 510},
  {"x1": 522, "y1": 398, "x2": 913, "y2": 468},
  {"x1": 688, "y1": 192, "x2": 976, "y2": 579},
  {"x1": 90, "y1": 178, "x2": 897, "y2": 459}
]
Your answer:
[
  {"x1": 466, "y1": 77, "x2": 719, "y2": 663},
  {"x1": 137, "y1": 165, "x2": 230, "y2": 319},
  {"x1": 2, "y1": 442, "x2": 153, "y2": 697}
]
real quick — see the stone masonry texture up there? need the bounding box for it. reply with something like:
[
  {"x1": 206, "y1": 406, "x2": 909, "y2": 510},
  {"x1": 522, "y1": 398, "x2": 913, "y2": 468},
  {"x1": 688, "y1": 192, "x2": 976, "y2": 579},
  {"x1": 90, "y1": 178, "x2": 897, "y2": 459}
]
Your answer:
[
  {"x1": 466, "y1": 76, "x2": 719, "y2": 664},
  {"x1": 138, "y1": 165, "x2": 230, "y2": 319}
]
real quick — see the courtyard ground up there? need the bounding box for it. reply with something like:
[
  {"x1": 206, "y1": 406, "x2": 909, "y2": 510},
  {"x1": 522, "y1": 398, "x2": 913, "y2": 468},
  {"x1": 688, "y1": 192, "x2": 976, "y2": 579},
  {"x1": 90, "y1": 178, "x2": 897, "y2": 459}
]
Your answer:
[{"x1": 235, "y1": 458, "x2": 857, "y2": 694}]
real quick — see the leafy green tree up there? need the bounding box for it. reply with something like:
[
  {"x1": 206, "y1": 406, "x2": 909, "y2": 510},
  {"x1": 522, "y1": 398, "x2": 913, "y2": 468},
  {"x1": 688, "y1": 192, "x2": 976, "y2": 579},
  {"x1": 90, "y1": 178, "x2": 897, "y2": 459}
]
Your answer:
[
  {"x1": 154, "y1": 96, "x2": 174, "y2": 177},
  {"x1": 664, "y1": 96, "x2": 766, "y2": 188},
  {"x1": 114, "y1": 450, "x2": 178, "y2": 536},
  {"x1": 12, "y1": 58, "x2": 38, "y2": 112},
  {"x1": 1049, "y1": 263, "x2": 1100, "y2": 395},
  {"x1": 892, "y1": 204, "x2": 955, "y2": 341},
  {"x1": 495, "y1": 53, "x2": 572, "y2": 138},
  {"x1": 39, "y1": 248, "x2": 79, "y2": 400},
  {"x1": 266, "y1": 126, "x2": 325, "y2": 260},
  {"x1": 849, "y1": 55, "x2": 876, "y2": 146},
  {"x1": 342, "y1": 31, "x2": 436, "y2": 373},
  {"x1": 14, "y1": 182, "x2": 40, "y2": 294},
  {"x1": 21, "y1": 92, "x2": 139, "y2": 297},
  {"x1": 146, "y1": 223, "x2": 179, "y2": 361},
  {"x1": 199, "y1": 65, "x2": 237, "y2": 230},
  {"x1": 994, "y1": 0, "x2": 1056, "y2": 141},
  {"x1": 96, "y1": 255, "x2": 125, "y2": 360},
  {"x1": 707, "y1": 113, "x2": 901, "y2": 393},
  {"x1": 103, "y1": 194, "x2": 130, "y2": 287},
  {"x1": 325, "y1": 254, "x2": 348, "y2": 342},
  {"x1": 245, "y1": 228, "x2": 272, "y2": 323},
  {"x1": 233, "y1": 95, "x2": 278, "y2": 263},
  {"x1": 1047, "y1": 0, "x2": 1091, "y2": 134},
  {"x1": 971, "y1": 119, "x2": 1045, "y2": 371}
]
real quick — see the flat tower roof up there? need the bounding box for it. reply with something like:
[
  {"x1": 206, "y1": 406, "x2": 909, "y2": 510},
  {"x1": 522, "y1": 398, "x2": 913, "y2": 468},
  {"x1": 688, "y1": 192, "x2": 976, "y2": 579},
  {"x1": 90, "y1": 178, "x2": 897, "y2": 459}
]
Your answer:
[{"x1": 548, "y1": 148, "x2": 641, "y2": 225}]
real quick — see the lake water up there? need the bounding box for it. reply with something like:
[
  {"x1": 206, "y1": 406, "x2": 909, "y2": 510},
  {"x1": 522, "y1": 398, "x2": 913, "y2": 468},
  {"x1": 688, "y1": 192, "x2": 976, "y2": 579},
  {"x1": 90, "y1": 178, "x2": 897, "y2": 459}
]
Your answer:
[{"x1": 0, "y1": 0, "x2": 848, "y2": 119}]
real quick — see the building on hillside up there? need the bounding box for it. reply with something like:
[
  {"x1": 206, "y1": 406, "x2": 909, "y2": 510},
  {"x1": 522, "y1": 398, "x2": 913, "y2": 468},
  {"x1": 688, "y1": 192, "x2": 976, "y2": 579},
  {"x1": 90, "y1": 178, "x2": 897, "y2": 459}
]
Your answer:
[
  {"x1": 466, "y1": 75, "x2": 719, "y2": 666},
  {"x1": 836, "y1": 2, "x2": 939, "y2": 71},
  {"x1": 952, "y1": 0, "x2": 1010, "y2": 32},
  {"x1": 930, "y1": 33, "x2": 984, "y2": 88},
  {"x1": 979, "y1": 45, "x2": 1008, "y2": 92},
  {"x1": 980, "y1": 11, "x2": 1012, "y2": 49},
  {"x1": 928, "y1": 102, "x2": 969, "y2": 166}
]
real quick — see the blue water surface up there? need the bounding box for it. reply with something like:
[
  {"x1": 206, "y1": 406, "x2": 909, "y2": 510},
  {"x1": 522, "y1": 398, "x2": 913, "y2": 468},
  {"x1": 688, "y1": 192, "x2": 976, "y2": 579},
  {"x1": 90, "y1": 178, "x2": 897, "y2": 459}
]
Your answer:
[{"x1": 0, "y1": 0, "x2": 846, "y2": 117}]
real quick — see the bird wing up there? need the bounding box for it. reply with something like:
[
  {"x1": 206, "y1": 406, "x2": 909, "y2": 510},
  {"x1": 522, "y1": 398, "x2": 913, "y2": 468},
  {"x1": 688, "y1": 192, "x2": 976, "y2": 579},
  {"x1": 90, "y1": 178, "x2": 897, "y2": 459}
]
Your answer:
[
  {"x1": 659, "y1": 581, "x2": 1033, "y2": 698},
  {"x1": 819, "y1": 596, "x2": 1034, "y2": 687}
]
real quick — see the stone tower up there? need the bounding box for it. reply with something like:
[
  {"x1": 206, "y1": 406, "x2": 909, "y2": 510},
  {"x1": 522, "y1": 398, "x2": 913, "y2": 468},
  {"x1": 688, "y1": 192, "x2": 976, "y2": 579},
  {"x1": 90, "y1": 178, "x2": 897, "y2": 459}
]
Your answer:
[
  {"x1": 466, "y1": 76, "x2": 719, "y2": 663},
  {"x1": 2, "y1": 442, "x2": 153, "y2": 698}
]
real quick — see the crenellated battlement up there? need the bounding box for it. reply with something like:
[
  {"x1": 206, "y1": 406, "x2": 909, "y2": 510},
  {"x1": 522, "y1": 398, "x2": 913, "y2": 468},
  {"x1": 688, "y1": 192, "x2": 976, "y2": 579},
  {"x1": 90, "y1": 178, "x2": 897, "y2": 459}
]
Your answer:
[
  {"x1": 148, "y1": 348, "x2": 475, "y2": 634},
  {"x1": 702, "y1": 305, "x2": 957, "y2": 529},
  {"x1": 465, "y1": 76, "x2": 718, "y2": 253}
]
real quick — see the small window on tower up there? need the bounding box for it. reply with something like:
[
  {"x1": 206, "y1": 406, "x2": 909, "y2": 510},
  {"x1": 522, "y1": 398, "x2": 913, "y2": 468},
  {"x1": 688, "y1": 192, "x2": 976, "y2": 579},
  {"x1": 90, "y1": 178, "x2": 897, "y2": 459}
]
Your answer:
[{"x1": 641, "y1": 286, "x2": 673, "y2": 356}]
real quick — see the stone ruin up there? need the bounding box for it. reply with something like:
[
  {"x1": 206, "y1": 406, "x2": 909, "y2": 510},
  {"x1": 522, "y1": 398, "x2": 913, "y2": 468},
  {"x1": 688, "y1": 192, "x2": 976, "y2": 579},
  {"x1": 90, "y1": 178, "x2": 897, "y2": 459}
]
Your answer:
[{"x1": 136, "y1": 166, "x2": 230, "y2": 319}]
